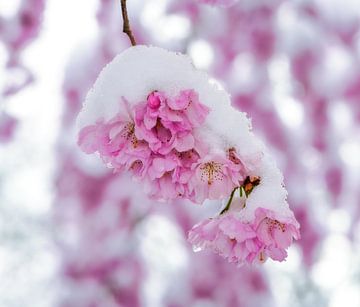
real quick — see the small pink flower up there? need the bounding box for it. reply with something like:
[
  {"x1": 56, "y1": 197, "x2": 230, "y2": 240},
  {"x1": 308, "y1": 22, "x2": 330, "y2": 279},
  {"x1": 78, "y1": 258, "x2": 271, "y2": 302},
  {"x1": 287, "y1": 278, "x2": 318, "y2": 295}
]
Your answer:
[
  {"x1": 188, "y1": 212, "x2": 262, "y2": 266},
  {"x1": 78, "y1": 119, "x2": 116, "y2": 156},
  {"x1": 78, "y1": 89, "x2": 253, "y2": 204},
  {"x1": 147, "y1": 156, "x2": 178, "y2": 180},
  {"x1": 146, "y1": 172, "x2": 197, "y2": 201},
  {"x1": 78, "y1": 101, "x2": 151, "y2": 174},
  {"x1": 144, "y1": 150, "x2": 200, "y2": 201},
  {"x1": 190, "y1": 154, "x2": 245, "y2": 203},
  {"x1": 166, "y1": 89, "x2": 210, "y2": 128},
  {"x1": 78, "y1": 90, "x2": 212, "y2": 202},
  {"x1": 134, "y1": 89, "x2": 209, "y2": 155},
  {"x1": 254, "y1": 208, "x2": 300, "y2": 261}
]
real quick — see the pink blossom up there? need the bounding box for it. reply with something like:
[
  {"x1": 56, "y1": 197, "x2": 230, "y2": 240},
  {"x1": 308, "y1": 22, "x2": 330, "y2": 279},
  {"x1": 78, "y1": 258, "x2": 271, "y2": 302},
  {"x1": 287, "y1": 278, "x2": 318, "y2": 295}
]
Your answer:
[
  {"x1": 189, "y1": 204, "x2": 300, "y2": 265},
  {"x1": 189, "y1": 154, "x2": 245, "y2": 203},
  {"x1": 134, "y1": 90, "x2": 209, "y2": 155},
  {"x1": 188, "y1": 212, "x2": 262, "y2": 266},
  {"x1": 145, "y1": 171, "x2": 186, "y2": 200},
  {"x1": 166, "y1": 89, "x2": 210, "y2": 128},
  {"x1": 145, "y1": 150, "x2": 199, "y2": 201},
  {"x1": 78, "y1": 101, "x2": 151, "y2": 175},
  {"x1": 78, "y1": 89, "x2": 215, "y2": 202},
  {"x1": 77, "y1": 120, "x2": 109, "y2": 155},
  {"x1": 254, "y1": 207, "x2": 301, "y2": 261}
]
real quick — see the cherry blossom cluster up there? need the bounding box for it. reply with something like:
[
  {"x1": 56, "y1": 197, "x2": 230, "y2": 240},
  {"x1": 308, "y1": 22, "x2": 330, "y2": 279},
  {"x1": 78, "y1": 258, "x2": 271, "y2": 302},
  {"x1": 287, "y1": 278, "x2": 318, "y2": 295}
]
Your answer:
[
  {"x1": 77, "y1": 46, "x2": 261, "y2": 205},
  {"x1": 189, "y1": 205, "x2": 300, "y2": 265},
  {"x1": 3, "y1": 0, "x2": 360, "y2": 304},
  {"x1": 59, "y1": 32, "x2": 272, "y2": 302},
  {"x1": 78, "y1": 89, "x2": 225, "y2": 203},
  {"x1": 188, "y1": 150, "x2": 300, "y2": 265},
  {"x1": 76, "y1": 45, "x2": 300, "y2": 265}
]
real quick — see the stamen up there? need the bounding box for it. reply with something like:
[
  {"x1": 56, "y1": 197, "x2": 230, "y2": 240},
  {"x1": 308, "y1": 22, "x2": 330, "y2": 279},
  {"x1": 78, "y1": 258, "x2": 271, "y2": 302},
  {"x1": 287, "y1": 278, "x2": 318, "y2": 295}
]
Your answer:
[
  {"x1": 130, "y1": 160, "x2": 142, "y2": 172},
  {"x1": 265, "y1": 218, "x2": 286, "y2": 233},
  {"x1": 120, "y1": 122, "x2": 138, "y2": 148},
  {"x1": 227, "y1": 147, "x2": 241, "y2": 164},
  {"x1": 200, "y1": 161, "x2": 224, "y2": 185},
  {"x1": 176, "y1": 149, "x2": 196, "y2": 159},
  {"x1": 259, "y1": 251, "x2": 266, "y2": 263}
]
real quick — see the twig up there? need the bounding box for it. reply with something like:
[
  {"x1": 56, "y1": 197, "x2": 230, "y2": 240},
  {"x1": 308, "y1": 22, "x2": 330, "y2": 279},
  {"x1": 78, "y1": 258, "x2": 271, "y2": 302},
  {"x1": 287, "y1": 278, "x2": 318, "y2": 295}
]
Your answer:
[{"x1": 120, "y1": 0, "x2": 137, "y2": 46}]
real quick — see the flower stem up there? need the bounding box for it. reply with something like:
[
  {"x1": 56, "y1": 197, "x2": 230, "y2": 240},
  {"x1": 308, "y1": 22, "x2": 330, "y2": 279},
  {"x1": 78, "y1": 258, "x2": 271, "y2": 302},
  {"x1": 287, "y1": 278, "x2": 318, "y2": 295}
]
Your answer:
[
  {"x1": 219, "y1": 177, "x2": 261, "y2": 215},
  {"x1": 120, "y1": 0, "x2": 137, "y2": 46},
  {"x1": 220, "y1": 187, "x2": 237, "y2": 215}
]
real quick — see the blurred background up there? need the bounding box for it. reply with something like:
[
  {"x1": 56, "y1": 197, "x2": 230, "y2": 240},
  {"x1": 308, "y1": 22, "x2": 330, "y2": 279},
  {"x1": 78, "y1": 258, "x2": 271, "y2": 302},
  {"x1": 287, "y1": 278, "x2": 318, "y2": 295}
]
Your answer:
[{"x1": 1, "y1": 0, "x2": 360, "y2": 306}]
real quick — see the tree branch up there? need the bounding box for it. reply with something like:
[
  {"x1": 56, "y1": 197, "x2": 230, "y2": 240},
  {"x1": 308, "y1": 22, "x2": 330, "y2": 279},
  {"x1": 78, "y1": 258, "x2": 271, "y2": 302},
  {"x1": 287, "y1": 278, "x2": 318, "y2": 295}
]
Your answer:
[{"x1": 120, "y1": 0, "x2": 136, "y2": 46}]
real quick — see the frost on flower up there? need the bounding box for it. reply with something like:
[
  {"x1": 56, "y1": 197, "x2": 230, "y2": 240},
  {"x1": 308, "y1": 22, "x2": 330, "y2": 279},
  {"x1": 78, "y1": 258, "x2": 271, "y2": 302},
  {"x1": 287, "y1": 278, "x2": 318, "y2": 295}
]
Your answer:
[{"x1": 76, "y1": 45, "x2": 300, "y2": 265}]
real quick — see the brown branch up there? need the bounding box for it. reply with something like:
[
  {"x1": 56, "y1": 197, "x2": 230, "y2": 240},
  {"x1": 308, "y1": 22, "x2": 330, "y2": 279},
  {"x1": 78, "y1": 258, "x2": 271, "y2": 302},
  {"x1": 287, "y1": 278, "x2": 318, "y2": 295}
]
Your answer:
[{"x1": 120, "y1": 0, "x2": 137, "y2": 46}]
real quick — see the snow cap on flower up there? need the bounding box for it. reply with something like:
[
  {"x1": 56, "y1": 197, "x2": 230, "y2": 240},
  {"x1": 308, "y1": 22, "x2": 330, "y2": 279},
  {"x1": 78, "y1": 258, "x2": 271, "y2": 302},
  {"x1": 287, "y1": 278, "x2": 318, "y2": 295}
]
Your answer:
[
  {"x1": 77, "y1": 45, "x2": 264, "y2": 203},
  {"x1": 76, "y1": 45, "x2": 300, "y2": 265},
  {"x1": 77, "y1": 45, "x2": 262, "y2": 157}
]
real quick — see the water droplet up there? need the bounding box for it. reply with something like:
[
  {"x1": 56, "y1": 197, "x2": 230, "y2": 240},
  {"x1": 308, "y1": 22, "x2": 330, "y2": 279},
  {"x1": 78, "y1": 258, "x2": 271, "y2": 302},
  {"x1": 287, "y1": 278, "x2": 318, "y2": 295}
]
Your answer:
[{"x1": 192, "y1": 245, "x2": 202, "y2": 253}]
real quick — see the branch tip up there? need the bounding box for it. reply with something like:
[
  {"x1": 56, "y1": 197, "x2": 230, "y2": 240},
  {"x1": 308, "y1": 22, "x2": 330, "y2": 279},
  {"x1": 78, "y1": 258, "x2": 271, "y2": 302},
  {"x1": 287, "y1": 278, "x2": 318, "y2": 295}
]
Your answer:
[{"x1": 120, "y1": 0, "x2": 137, "y2": 46}]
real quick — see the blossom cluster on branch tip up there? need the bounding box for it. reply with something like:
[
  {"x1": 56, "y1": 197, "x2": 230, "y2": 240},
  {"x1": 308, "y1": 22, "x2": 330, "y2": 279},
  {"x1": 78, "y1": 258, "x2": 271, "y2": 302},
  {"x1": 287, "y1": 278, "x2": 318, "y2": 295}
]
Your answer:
[
  {"x1": 76, "y1": 45, "x2": 300, "y2": 265},
  {"x1": 78, "y1": 88, "x2": 248, "y2": 203},
  {"x1": 189, "y1": 205, "x2": 300, "y2": 265}
]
